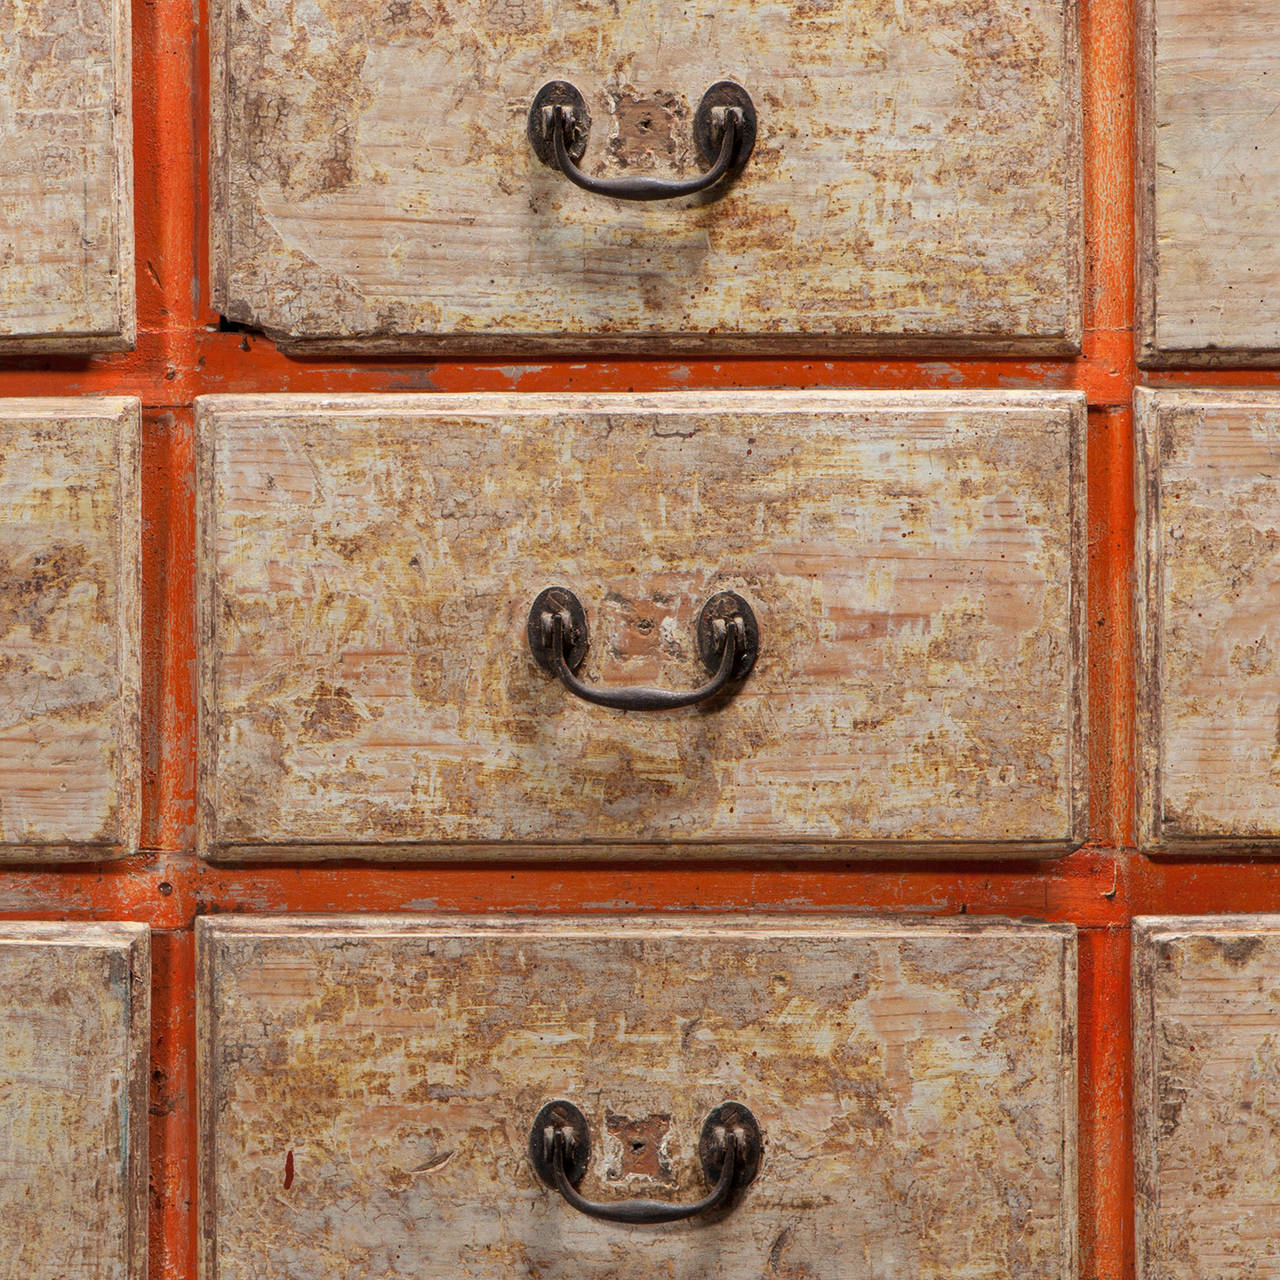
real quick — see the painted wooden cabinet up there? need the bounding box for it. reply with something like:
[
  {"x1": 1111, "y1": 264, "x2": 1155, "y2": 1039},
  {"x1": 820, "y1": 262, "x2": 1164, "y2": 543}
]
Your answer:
[
  {"x1": 197, "y1": 390, "x2": 1087, "y2": 861},
  {"x1": 0, "y1": 0, "x2": 135, "y2": 352},
  {"x1": 210, "y1": 0, "x2": 1081, "y2": 355},
  {"x1": 1138, "y1": 0, "x2": 1280, "y2": 365},
  {"x1": 0, "y1": 399, "x2": 141, "y2": 861},
  {"x1": 1134, "y1": 917, "x2": 1280, "y2": 1280},
  {"x1": 1137, "y1": 388, "x2": 1280, "y2": 851},
  {"x1": 0, "y1": 922, "x2": 149, "y2": 1279},
  {"x1": 199, "y1": 915, "x2": 1077, "y2": 1280}
]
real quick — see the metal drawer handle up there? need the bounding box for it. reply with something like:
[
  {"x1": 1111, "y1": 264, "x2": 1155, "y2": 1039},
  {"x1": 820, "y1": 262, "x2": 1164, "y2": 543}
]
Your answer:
[
  {"x1": 527, "y1": 80, "x2": 756, "y2": 202},
  {"x1": 527, "y1": 587, "x2": 758, "y2": 711},
  {"x1": 530, "y1": 1100, "x2": 762, "y2": 1225}
]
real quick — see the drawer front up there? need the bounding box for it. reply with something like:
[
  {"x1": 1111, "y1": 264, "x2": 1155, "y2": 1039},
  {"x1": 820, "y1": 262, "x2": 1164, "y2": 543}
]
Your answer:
[
  {"x1": 199, "y1": 916, "x2": 1076, "y2": 1280},
  {"x1": 0, "y1": 0, "x2": 134, "y2": 352},
  {"x1": 210, "y1": 0, "x2": 1081, "y2": 354},
  {"x1": 0, "y1": 923, "x2": 149, "y2": 1280},
  {"x1": 1138, "y1": 388, "x2": 1280, "y2": 850},
  {"x1": 197, "y1": 390, "x2": 1086, "y2": 860},
  {"x1": 1138, "y1": 0, "x2": 1280, "y2": 365},
  {"x1": 0, "y1": 399, "x2": 140, "y2": 861},
  {"x1": 1135, "y1": 917, "x2": 1280, "y2": 1280}
]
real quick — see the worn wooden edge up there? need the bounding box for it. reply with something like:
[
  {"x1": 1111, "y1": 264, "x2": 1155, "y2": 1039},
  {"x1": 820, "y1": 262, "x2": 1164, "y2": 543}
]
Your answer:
[
  {"x1": 1061, "y1": 0, "x2": 1085, "y2": 356},
  {"x1": 0, "y1": 397, "x2": 142, "y2": 861},
  {"x1": 1058, "y1": 927, "x2": 1080, "y2": 1280},
  {"x1": 0, "y1": 921, "x2": 150, "y2": 1280},
  {"x1": 1134, "y1": 0, "x2": 1158, "y2": 365},
  {"x1": 195, "y1": 389, "x2": 1087, "y2": 862},
  {"x1": 208, "y1": 0, "x2": 232, "y2": 322},
  {"x1": 0, "y1": 0, "x2": 135, "y2": 353}
]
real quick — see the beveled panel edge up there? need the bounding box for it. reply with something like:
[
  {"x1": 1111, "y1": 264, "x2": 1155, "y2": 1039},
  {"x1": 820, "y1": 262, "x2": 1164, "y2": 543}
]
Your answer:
[
  {"x1": 0, "y1": 921, "x2": 150, "y2": 1280},
  {"x1": 194, "y1": 390, "x2": 1088, "y2": 863},
  {"x1": 0, "y1": 397, "x2": 142, "y2": 862}
]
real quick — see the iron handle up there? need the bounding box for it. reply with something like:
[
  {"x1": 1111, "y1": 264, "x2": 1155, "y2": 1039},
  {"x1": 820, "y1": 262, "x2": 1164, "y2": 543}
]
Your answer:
[
  {"x1": 527, "y1": 587, "x2": 759, "y2": 711},
  {"x1": 527, "y1": 80, "x2": 756, "y2": 202},
  {"x1": 529, "y1": 1100, "x2": 762, "y2": 1225}
]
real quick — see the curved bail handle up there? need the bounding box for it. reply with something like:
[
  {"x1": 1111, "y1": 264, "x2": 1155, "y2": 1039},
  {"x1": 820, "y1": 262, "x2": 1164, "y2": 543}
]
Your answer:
[
  {"x1": 529, "y1": 1100, "x2": 763, "y2": 1225},
  {"x1": 527, "y1": 80, "x2": 756, "y2": 202},
  {"x1": 527, "y1": 587, "x2": 759, "y2": 711}
]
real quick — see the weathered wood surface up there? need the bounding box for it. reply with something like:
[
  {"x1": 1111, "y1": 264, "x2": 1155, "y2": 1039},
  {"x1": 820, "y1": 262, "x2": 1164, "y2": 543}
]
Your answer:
[
  {"x1": 1137, "y1": 388, "x2": 1280, "y2": 850},
  {"x1": 210, "y1": 0, "x2": 1081, "y2": 354},
  {"x1": 0, "y1": 399, "x2": 141, "y2": 861},
  {"x1": 1135, "y1": 917, "x2": 1280, "y2": 1280},
  {"x1": 0, "y1": 0, "x2": 135, "y2": 351},
  {"x1": 1137, "y1": 0, "x2": 1280, "y2": 365},
  {"x1": 0, "y1": 922, "x2": 149, "y2": 1279},
  {"x1": 199, "y1": 915, "x2": 1076, "y2": 1280},
  {"x1": 197, "y1": 391, "x2": 1087, "y2": 860}
]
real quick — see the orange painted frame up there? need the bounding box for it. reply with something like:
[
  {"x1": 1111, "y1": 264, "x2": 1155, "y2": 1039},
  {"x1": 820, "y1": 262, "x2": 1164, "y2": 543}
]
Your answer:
[{"x1": 4, "y1": 0, "x2": 1280, "y2": 1275}]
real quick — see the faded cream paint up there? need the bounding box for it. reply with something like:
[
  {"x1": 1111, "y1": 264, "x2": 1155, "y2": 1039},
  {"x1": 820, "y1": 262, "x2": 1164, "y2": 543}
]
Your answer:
[
  {"x1": 0, "y1": 0, "x2": 135, "y2": 351},
  {"x1": 0, "y1": 922, "x2": 149, "y2": 1279},
  {"x1": 210, "y1": 0, "x2": 1081, "y2": 354},
  {"x1": 1137, "y1": 389, "x2": 1280, "y2": 850},
  {"x1": 0, "y1": 399, "x2": 141, "y2": 860},
  {"x1": 197, "y1": 390, "x2": 1087, "y2": 861},
  {"x1": 1137, "y1": 0, "x2": 1280, "y2": 365},
  {"x1": 1134, "y1": 917, "x2": 1280, "y2": 1280},
  {"x1": 199, "y1": 915, "x2": 1077, "y2": 1280}
]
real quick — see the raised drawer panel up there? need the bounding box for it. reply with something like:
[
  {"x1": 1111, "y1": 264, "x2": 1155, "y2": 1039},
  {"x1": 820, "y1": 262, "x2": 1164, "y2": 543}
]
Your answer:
[
  {"x1": 1138, "y1": 0, "x2": 1280, "y2": 365},
  {"x1": 0, "y1": 922, "x2": 149, "y2": 1279},
  {"x1": 0, "y1": 0, "x2": 135, "y2": 352},
  {"x1": 1135, "y1": 917, "x2": 1280, "y2": 1280},
  {"x1": 197, "y1": 391, "x2": 1087, "y2": 861},
  {"x1": 210, "y1": 0, "x2": 1081, "y2": 355},
  {"x1": 199, "y1": 916, "x2": 1077, "y2": 1280},
  {"x1": 0, "y1": 399, "x2": 141, "y2": 861},
  {"x1": 1137, "y1": 388, "x2": 1280, "y2": 851}
]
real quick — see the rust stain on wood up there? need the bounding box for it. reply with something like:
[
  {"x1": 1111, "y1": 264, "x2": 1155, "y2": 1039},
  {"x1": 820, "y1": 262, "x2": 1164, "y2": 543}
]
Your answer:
[
  {"x1": 0, "y1": 399, "x2": 141, "y2": 861},
  {"x1": 210, "y1": 0, "x2": 1081, "y2": 354},
  {"x1": 0, "y1": 0, "x2": 135, "y2": 352},
  {"x1": 198, "y1": 915, "x2": 1076, "y2": 1280},
  {"x1": 196, "y1": 390, "x2": 1087, "y2": 860},
  {"x1": 0, "y1": 922, "x2": 149, "y2": 1279}
]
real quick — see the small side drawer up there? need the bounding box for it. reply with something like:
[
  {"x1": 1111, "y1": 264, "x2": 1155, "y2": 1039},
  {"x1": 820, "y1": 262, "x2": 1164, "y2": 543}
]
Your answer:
[
  {"x1": 0, "y1": 399, "x2": 141, "y2": 861},
  {"x1": 0, "y1": 922, "x2": 149, "y2": 1280},
  {"x1": 197, "y1": 390, "x2": 1087, "y2": 861},
  {"x1": 199, "y1": 916, "x2": 1077, "y2": 1280},
  {"x1": 1135, "y1": 917, "x2": 1280, "y2": 1280}
]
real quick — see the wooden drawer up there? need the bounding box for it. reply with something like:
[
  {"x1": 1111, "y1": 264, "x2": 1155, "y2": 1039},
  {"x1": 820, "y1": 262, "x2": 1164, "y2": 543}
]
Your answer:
[
  {"x1": 0, "y1": 922, "x2": 149, "y2": 1279},
  {"x1": 199, "y1": 915, "x2": 1077, "y2": 1280},
  {"x1": 197, "y1": 390, "x2": 1087, "y2": 861},
  {"x1": 1137, "y1": 388, "x2": 1280, "y2": 851},
  {"x1": 1134, "y1": 917, "x2": 1280, "y2": 1280},
  {"x1": 1138, "y1": 0, "x2": 1280, "y2": 365},
  {"x1": 210, "y1": 0, "x2": 1081, "y2": 355},
  {"x1": 0, "y1": 0, "x2": 134, "y2": 352},
  {"x1": 0, "y1": 400, "x2": 141, "y2": 861}
]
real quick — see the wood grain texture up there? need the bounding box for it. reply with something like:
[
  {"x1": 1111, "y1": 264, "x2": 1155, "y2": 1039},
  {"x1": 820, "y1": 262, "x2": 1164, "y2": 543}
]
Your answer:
[
  {"x1": 1137, "y1": 0, "x2": 1280, "y2": 365},
  {"x1": 0, "y1": 399, "x2": 141, "y2": 861},
  {"x1": 199, "y1": 915, "x2": 1076, "y2": 1280},
  {"x1": 197, "y1": 390, "x2": 1087, "y2": 861},
  {"x1": 209, "y1": 0, "x2": 1081, "y2": 355},
  {"x1": 1134, "y1": 917, "x2": 1280, "y2": 1280},
  {"x1": 0, "y1": 922, "x2": 149, "y2": 1280},
  {"x1": 1137, "y1": 388, "x2": 1280, "y2": 851},
  {"x1": 0, "y1": 0, "x2": 135, "y2": 352}
]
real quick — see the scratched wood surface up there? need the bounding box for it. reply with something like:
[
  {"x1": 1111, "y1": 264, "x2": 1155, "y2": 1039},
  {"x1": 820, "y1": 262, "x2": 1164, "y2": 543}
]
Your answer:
[
  {"x1": 1137, "y1": 389, "x2": 1280, "y2": 850},
  {"x1": 0, "y1": 399, "x2": 141, "y2": 861},
  {"x1": 0, "y1": 922, "x2": 149, "y2": 1280},
  {"x1": 210, "y1": 0, "x2": 1081, "y2": 355},
  {"x1": 197, "y1": 390, "x2": 1087, "y2": 860},
  {"x1": 1134, "y1": 917, "x2": 1280, "y2": 1280},
  {"x1": 1137, "y1": 0, "x2": 1280, "y2": 365},
  {"x1": 0, "y1": 0, "x2": 135, "y2": 351},
  {"x1": 199, "y1": 915, "x2": 1076, "y2": 1280}
]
